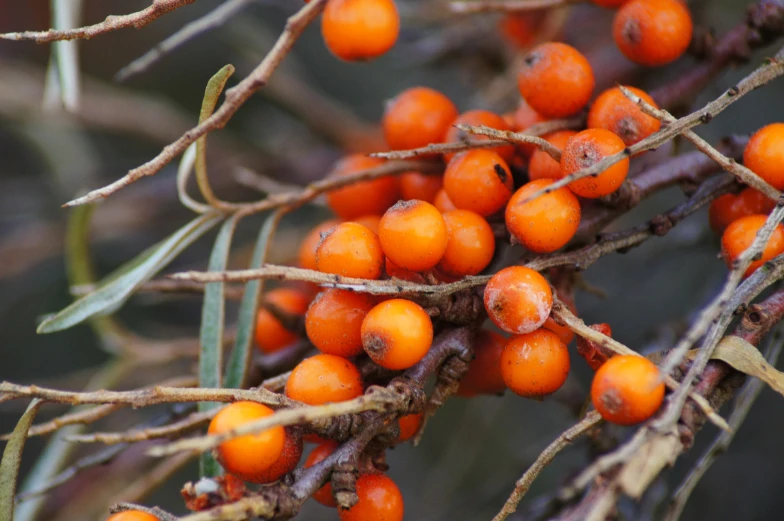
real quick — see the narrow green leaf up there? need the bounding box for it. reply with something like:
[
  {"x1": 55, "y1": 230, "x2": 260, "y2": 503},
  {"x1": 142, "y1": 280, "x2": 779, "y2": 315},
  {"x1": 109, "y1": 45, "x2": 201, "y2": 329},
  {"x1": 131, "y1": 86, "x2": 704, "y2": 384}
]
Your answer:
[
  {"x1": 224, "y1": 211, "x2": 284, "y2": 389},
  {"x1": 195, "y1": 64, "x2": 235, "y2": 204},
  {"x1": 0, "y1": 399, "x2": 43, "y2": 519},
  {"x1": 38, "y1": 212, "x2": 223, "y2": 334}
]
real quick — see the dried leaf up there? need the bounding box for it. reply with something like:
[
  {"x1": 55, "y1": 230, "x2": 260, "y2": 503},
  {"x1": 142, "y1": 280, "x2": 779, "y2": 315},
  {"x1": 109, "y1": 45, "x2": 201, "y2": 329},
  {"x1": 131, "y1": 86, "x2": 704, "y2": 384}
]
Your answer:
[
  {"x1": 710, "y1": 336, "x2": 784, "y2": 397},
  {"x1": 0, "y1": 399, "x2": 43, "y2": 519},
  {"x1": 618, "y1": 426, "x2": 680, "y2": 498}
]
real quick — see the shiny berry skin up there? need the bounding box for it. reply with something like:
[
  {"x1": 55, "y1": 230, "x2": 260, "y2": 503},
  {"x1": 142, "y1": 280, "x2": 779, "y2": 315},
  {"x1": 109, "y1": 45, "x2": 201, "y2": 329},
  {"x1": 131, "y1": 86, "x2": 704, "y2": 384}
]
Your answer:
[
  {"x1": 743, "y1": 123, "x2": 784, "y2": 190},
  {"x1": 379, "y1": 200, "x2": 449, "y2": 272},
  {"x1": 444, "y1": 150, "x2": 514, "y2": 217},
  {"x1": 433, "y1": 188, "x2": 458, "y2": 213},
  {"x1": 316, "y1": 222, "x2": 384, "y2": 280},
  {"x1": 505, "y1": 179, "x2": 581, "y2": 253},
  {"x1": 352, "y1": 214, "x2": 382, "y2": 235},
  {"x1": 306, "y1": 289, "x2": 377, "y2": 357},
  {"x1": 253, "y1": 427, "x2": 304, "y2": 483},
  {"x1": 457, "y1": 329, "x2": 507, "y2": 397},
  {"x1": 501, "y1": 329, "x2": 570, "y2": 397},
  {"x1": 587, "y1": 86, "x2": 662, "y2": 146},
  {"x1": 721, "y1": 214, "x2": 784, "y2": 277},
  {"x1": 361, "y1": 299, "x2": 433, "y2": 370},
  {"x1": 591, "y1": 354, "x2": 665, "y2": 425},
  {"x1": 285, "y1": 354, "x2": 364, "y2": 405},
  {"x1": 208, "y1": 401, "x2": 286, "y2": 483},
  {"x1": 560, "y1": 128, "x2": 630, "y2": 198},
  {"x1": 613, "y1": 0, "x2": 693, "y2": 67},
  {"x1": 383, "y1": 87, "x2": 458, "y2": 151},
  {"x1": 326, "y1": 155, "x2": 400, "y2": 219},
  {"x1": 106, "y1": 512, "x2": 159, "y2": 521},
  {"x1": 517, "y1": 42, "x2": 595, "y2": 118},
  {"x1": 299, "y1": 219, "x2": 341, "y2": 271},
  {"x1": 444, "y1": 110, "x2": 516, "y2": 163},
  {"x1": 255, "y1": 288, "x2": 311, "y2": 354},
  {"x1": 400, "y1": 171, "x2": 443, "y2": 203},
  {"x1": 321, "y1": 0, "x2": 399, "y2": 62},
  {"x1": 305, "y1": 440, "x2": 339, "y2": 507},
  {"x1": 484, "y1": 266, "x2": 553, "y2": 334},
  {"x1": 709, "y1": 187, "x2": 776, "y2": 233},
  {"x1": 338, "y1": 473, "x2": 404, "y2": 521},
  {"x1": 437, "y1": 210, "x2": 496, "y2": 276},
  {"x1": 528, "y1": 130, "x2": 577, "y2": 181},
  {"x1": 397, "y1": 412, "x2": 424, "y2": 442}
]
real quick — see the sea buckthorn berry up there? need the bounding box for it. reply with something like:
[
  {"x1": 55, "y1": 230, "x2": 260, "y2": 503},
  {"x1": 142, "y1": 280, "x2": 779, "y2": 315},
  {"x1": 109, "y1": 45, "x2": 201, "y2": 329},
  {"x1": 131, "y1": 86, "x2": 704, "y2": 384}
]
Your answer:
[
  {"x1": 591, "y1": 354, "x2": 665, "y2": 425},
  {"x1": 107, "y1": 512, "x2": 159, "y2": 521},
  {"x1": 305, "y1": 440, "x2": 339, "y2": 507},
  {"x1": 299, "y1": 219, "x2": 341, "y2": 271},
  {"x1": 253, "y1": 427, "x2": 304, "y2": 483},
  {"x1": 592, "y1": 0, "x2": 630, "y2": 7},
  {"x1": 457, "y1": 329, "x2": 507, "y2": 397},
  {"x1": 321, "y1": 0, "x2": 399, "y2": 62},
  {"x1": 383, "y1": 87, "x2": 458, "y2": 151},
  {"x1": 517, "y1": 42, "x2": 595, "y2": 118},
  {"x1": 305, "y1": 289, "x2": 376, "y2": 357},
  {"x1": 721, "y1": 214, "x2": 784, "y2": 277},
  {"x1": 743, "y1": 123, "x2": 784, "y2": 190},
  {"x1": 255, "y1": 288, "x2": 311, "y2": 354},
  {"x1": 511, "y1": 99, "x2": 548, "y2": 157},
  {"x1": 709, "y1": 187, "x2": 776, "y2": 233},
  {"x1": 400, "y1": 171, "x2": 443, "y2": 203},
  {"x1": 385, "y1": 257, "x2": 427, "y2": 283},
  {"x1": 444, "y1": 110, "x2": 516, "y2": 163},
  {"x1": 315, "y1": 222, "x2": 384, "y2": 280},
  {"x1": 560, "y1": 128, "x2": 630, "y2": 198},
  {"x1": 499, "y1": 12, "x2": 545, "y2": 49},
  {"x1": 339, "y1": 473, "x2": 404, "y2": 521},
  {"x1": 433, "y1": 188, "x2": 458, "y2": 213},
  {"x1": 438, "y1": 210, "x2": 496, "y2": 276},
  {"x1": 484, "y1": 266, "x2": 553, "y2": 334},
  {"x1": 361, "y1": 299, "x2": 433, "y2": 369},
  {"x1": 326, "y1": 155, "x2": 400, "y2": 219},
  {"x1": 505, "y1": 179, "x2": 581, "y2": 253},
  {"x1": 528, "y1": 130, "x2": 577, "y2": 181},
  {"x1": 379, "y1": 200, "x2": 448, "y2": 271},
  {"x1": 587, "y1": 86, "x2": 662, "y2": 146},
  {"x1": 352, "y1": 214, "x2": 382, "y2": 235},
  {"x1": 613, "y1": 0, "x2": 693, "y2": 67},
  {"x1": 444, "y1": 150, "x2": 514, "y2": 217},
  {"x1": 577, "y1": 323, "x2": 613, "y2": 370},
  {"x1": 285, "y1": 354, "x2": 364, "y2": 405},
  {"x1": 501, "y1": 329, "x2": 570, "y2": 397},
  {"x1": 208, "y1": 402, "x2": 286, "y2": 483},
  {"x1": 542, "y1": 308, "x2": 575, "y2": 345},
  {"x1": 398, "y1": 412, "x2": 424, "y2": 442}
]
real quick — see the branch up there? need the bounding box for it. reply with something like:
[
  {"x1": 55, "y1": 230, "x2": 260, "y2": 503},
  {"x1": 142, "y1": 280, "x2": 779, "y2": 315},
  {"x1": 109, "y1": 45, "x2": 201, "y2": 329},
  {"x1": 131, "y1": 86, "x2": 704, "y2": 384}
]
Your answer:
[
  {"x1": 455, "y1": 124, "x2": 562, "y2": 161},
  {"x1": 450, "y1": 0, "x2": 579, "y2": 14}
]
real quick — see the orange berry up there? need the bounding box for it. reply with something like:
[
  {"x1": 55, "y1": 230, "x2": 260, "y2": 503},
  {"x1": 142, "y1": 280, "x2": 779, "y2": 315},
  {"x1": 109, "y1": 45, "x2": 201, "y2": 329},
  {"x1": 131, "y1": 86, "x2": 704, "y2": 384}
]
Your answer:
[
  {"x1": 484, "y1": 266, "x2": 553, "y2": 334},
  {"x1": 397, "y1": 413, "x2": 424, "y2": 442},
  {"x1": 285, "y1": 354, "x2": 364, "y2": 405},
  {"x1": 379, "y1": 200, "x2": 448, "y2": 271},
  {"x1": 577, "y1": 323, "x2": 614, "y2": 371},
  {"x1": 501, "y1": 329, "x2": 570, "y2": 397},
  {"x1": 505, "y1": 179, "x2": 581, "y2": 253},
  {"x1": 339, "y1": 473, "x2": 404, "y2": 521},
  {"x1": 253, "y1": 427, "x2": 304, "y2": 483},
  {"x1": 744, "y1": 123, "x2": 784, "y2": 190},
  {"x1": 511, "y1": 99, "x2": 548, "y2": 157},
  {"x1": 444, "y1": 110, "x2": 516, "y2": 163},
  {"x1": 299, "y1": 219, "x2": 341, "y2": 271},
  {"x1": 321, "y1": 0, "x2": 399, "y2": 62},
  {"x1": 305, "y1": 289, "x2": 376, "y2": 357},
  {"x1": 106, "y1": 512, "x2": 159, "y2": 521},
  {"x1": 316, "y1": 222, "x2": 384, "y2": 279},
  {"x1": 305, "y1": 440, "x2": 340, "y2": 507},
  {"x1": 721, "y1": 214, "x2": 784, "y2": 277},
  {"x1": 613, "y1": 0, "x2": 693, "y2": 67},
  {"x1": 361, "y1": 299, "x2": 433, "y2": 369},
  {"x1": 444, "y1": 150, "x2": 514, "y2": 217},
  {"x1": 208, "y1": 401, "x2": 286, "y2": 483},
  {"x1": 591, "y1": 354, "x2": 664, "y2": 425},
  {"x1": 255, "y1": 288, "x2": 311, "y2": 354},
  {"x1": 351, "y1": 214, "x2": 382, "y2": 235},
  {"x1": 438, "y1": 210, "x2": 496, "y2": 276},
  {"x1": 499, "y1": 12, "x2": 545, "y2": 49},
  {"x1": 560, "y1": 128, "x2": 630, "y2": 198},
  {"x1": 433, "y1": 188, "x2": 458, "y2": 213},
  {"x1": 587, "y1": 86, "x2": 662, "y2": 146},
  {"x1": 383, "y1": 87, "x2": 458, "y2": 151},
  {"x1": 528, "y1": 130, "x2": 577, "y2": 181},
  {"x1": 592, "y1": 0, "x2": 630, "y2": 7},
  {"x1": 457, "y1": 329, "x2": 507, "y2": 397},
  {"x1": 709, "y1": 187, "x2": 776, "y2": 233},
  {"x1": 542, "y1": 312, "x2": 575, "y2": 346},
  {"x1": 384, "y1": 257, "x2": 426, "y2": 283},
  {"x1": 400, "y1": 172, "x2": 443, "y2": 203},
  {"x1": 326, "y1": 155, "x2": 400, "y2": 219},
  {"x1": 517, "y1": 42, "x2": 595, "y2": 118}
]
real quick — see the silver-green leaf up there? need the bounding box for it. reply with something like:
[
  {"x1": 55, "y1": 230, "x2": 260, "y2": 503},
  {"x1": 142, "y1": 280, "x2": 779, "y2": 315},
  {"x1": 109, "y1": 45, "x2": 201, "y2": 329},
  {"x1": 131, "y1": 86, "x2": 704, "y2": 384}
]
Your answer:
[{"x1": 0, "y1": 399, "x2": 43, "y2": 519}]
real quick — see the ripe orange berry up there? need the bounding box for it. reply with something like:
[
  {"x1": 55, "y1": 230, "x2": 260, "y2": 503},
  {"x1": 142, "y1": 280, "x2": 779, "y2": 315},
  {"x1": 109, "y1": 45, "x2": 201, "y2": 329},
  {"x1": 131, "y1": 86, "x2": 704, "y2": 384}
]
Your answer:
[
  {"x1": 542, "y1": 309, "x2": 576, "y2": 345},
  {"x1": 499, "y1": 12, "x2": 545, "y2": 49},
  {"x1": 484, "y1": 266, "x2": 553, "y2": 334},
  {"x1": 501, "y1": 329, "x2": 570, "y2": 397},
  {"x1": 591, "y1": 354, "x2": 664, "y2": 425},
  {"x1": 208, "y1": 401, "x2": 286, "y2": 483},
  {"x1": 339, "y1": 473, "x2": 404, "y2": 521},
  {"x1": 613, "y1": 0, "x2": 693, "y2": 67},
  {"x1": 444, "y1": 150, "x2": 514, "y2": 217},
  {"x1": 384, "y1": 257, "x2": 427, "y2": 283},
  {"x1": 305, "y1": 440, "x2": 339, "y2": 507},
  {"x1": 511, "y1": 99, "x2": 548, "y2": 157},
  {"x1": 505, "y1": 179, "x2": 581, "y2": 253},
  {"x1": 744, "y1": 123, "x2": 784, "y2": 190},
  {"x1": 438, "y1": 210, "x2": 496, "y2": 276},
  {"x1": 107, "y1": 512, "x2": 159, "y2": 521},
  {"x1": 528, "y1": 130, "x2": 577, "y2": 181},
  {"x1": 400, "y1": 172, "x2": 443, "y2": 203},
  {"x1": 299, "y1": 219, "x2": 341, "y2": 271},
  {"x1": 517, "y1": 42, "x2": 595, "y2": 118},
  {"x1": 255, "y1": 288, "x2": 311, "y2": 354},
  {"x1": 321, "y1": 0, "x2": 399, "y2": 62},
  {"x1": 721, "y1": 214, "x2": 784, "y2": 277},
  {"x1": 316, "y1": 222, "x2": 384, "y2": 280},
  {"x1": 560, "y1": 128, "x2": 630, "y2": 198},
  {"x1": 444, "y1": 110, "x2": 516, "y2": 163},
  {"x1": 361, "y1": 299, "x2": 433, "y2": 369},
  {"x1": 457, "y1": 329, "x2": 507, "y2": 397},
  {"x1": 433, "y1": 188, "x2": 458, "y2": 213},
  {"x1": 326, "y1": 155, "x2": 400, "y2": 219},
  {"x1": 383, "y1": 87, "x2": 458, "y2": 151},
  {"x1": 351, "y1": 214, "x2": 382, "y2": 235},
  {"x1": 305, "y1": 289, "x2": 376, "y2": 357},
  {"x1": 379, "y1": 200, "x2": 448, "y2": 271},
  {"x1": 285, "y1": 354, "x2": 364, "y2": 405},
  {"x1": 709, "y1": 187, "x2": 776, "y2": 233},
  {"x1": 587, "y1": 86, "x2": 662, "y2": 146},
  {"x1": 397, "y1": 412, "x2": 424, "y2": 442},
  {"x1": 253, "y1": 427, "x2": 304, "y2": 483}
]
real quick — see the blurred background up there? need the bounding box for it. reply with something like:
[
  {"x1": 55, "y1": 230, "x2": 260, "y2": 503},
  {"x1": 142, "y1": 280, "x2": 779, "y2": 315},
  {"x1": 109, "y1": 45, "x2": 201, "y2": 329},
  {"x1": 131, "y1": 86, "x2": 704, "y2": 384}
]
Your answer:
[{"x1": 1, "y1": 1, "x2": 783, "y2": 520}]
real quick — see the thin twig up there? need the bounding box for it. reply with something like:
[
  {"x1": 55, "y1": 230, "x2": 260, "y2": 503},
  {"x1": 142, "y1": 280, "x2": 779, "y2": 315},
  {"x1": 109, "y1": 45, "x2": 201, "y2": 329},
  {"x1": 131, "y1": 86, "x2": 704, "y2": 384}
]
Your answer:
[
  {"x1": 450, "y1": 0, "x2": 579, "y2": 14},
  {"x1": 67, "y1": 409, "x2": 215, "y2": 445},
  {"x1": 455, "y1": 124, "x2": 562, "y2": 161}
]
